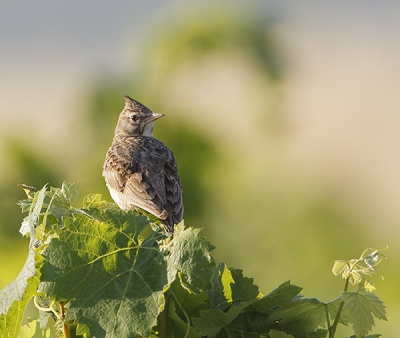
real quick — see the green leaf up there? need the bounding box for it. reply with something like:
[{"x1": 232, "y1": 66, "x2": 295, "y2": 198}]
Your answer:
[
  {"x1": 361, "y1": 280, "x2": 376, "y2": 293},
  {"x1": 326, "y1": 298, "x2": 352, "y2": 326},
  {"x1": 167, "y1": 299, "x2": 202, "y2": 338},
  {"x1": 332, "y1": 259, "x2": 371, "y2": 285},
  {"x1": 167, "y1": 224, "x2": 215, "y2": 294},
  {"x1": 332, "y1": 260, "x2": 348, "y2": 278},
  {"x1": 169, "y1": 278, "x2": 208, "y2": 318},
  {"x1": 192, "y1": 298, "x2": 258, "y2": 337},
  {"x1": 0, "y1": 270, "x2": 39, "y2": 338},
  {"x1": 39, "y1": 209, "x2": 172, "y2": 338},
  {"x1": 332, "y1": 248, "x2": 386, "y2": 286},
  {"x1": 59, "y1": 181, "x2": 79, "y2": 205},
  {"x1": 82, "y1": 193, "x2": 108, "y2": 209},
  {"x1": 269, "y1": 330, "x2": 295, "y2": 338},
  {"x1": 17, "y1": 317, "x2": 50, "y2": 338},
  {"x1": 0, "y1": 187, "x2": 47, "y2": 337},
  {"x1": 188, "y1": 270, "x2": 303, "y2": 337},
  {"x1": 225, "y1": 327, "x2": 261, "y2": 338},
  {"x1": 225, "y1": 310, "x2": 272, "y2": 335},
  {"x1": 219, "y1": 282, "x2": 303, "y2": 336},
  {"x1": 19, "y1": 184, "x2": 47, "y2": 237},
  {"x1": 19, "y1": 183, "x2": 78, "y2": 225},
  {"x1": 305, "y1": 329, "x2": 328, "y2": 338},
  {"x1": 249, "y1": 281, "x2": 302, "y2": 313},
  {"x1": 267, "y1": 298, "x2": 327, "y2": 337},
  {"x1": 191, "y1": 262, "x2": 280, "y2": 337},
  {"x1": 342, "y1": 290, "x2": 387, "y2": 337},
  {"x1": 207, "y1": 262, "x2": 260, "y2": 311}
]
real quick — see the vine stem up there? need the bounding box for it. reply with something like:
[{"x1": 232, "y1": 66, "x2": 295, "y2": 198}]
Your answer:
[
  {"x1": 329, "y1": 277, "x2": 349, "y2": 337},
  {"x1": 60, "y1": 301, "x2": 70, "y2": 338}
]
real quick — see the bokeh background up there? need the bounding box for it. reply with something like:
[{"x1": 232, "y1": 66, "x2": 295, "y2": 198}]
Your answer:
[{"x1": 1, "y1": 1, "x2": 399, "y2": 336}]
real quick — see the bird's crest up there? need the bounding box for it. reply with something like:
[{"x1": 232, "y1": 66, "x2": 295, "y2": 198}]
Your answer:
[{"x1": 122, "y1": 95, "x2": 152, "y2": 117}]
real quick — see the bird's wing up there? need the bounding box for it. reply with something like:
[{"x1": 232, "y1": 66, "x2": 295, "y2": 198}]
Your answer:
[
  {"x1": 163, "y1": 156, "x2": 184, "y2": 225},
  {"x1": 103, "y1": 169, "x2": 168, "y2": 219}
]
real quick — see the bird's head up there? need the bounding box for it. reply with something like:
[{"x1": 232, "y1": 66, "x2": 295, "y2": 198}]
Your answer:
[{"x1": 114, "y1": 95, "x2": 164, "y2": 137}]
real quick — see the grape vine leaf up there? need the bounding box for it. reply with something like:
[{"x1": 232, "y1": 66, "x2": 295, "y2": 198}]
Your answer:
[
  {"x1": 18, "y1": 182, "x2": 77, "y2": 224},
  {"x1": 341, "y1": 289, "x2": 387, "y2": 337},
  {"x1": 167, "y1": 300, "x2": 202, "y2": 338},
  {"x1": 207, "y1": 262, "x2": 260, "y2": 311},
  {"x1": 326, "y1": 298, "x2": 352, "y2": 326},
  {"x1": 39, "y1": 208, "x2": 172, "y2": 338},
  {"x1": 224, "y1": 327, "x2": 261, "y2": 338},
  {"x1": 192, "y1": 265, "x2": 303, "y2": 337},
  {"x1": 0, "y1": 263, "x2": 40, "y2": 338},
  {"x1": 192, "y1": 299, "x2": 258, "y2": 337},
  {"x1": 266, "y1": 297, "x2": 327, "y2": 337},
  {"x1": 82, "y1": 193, "x2": 108, "y2": 209},
  {"x1": 0, "y1": 186, "x2": 47, "y2": 338},
  {"x1": 248, "y1": 280, "x2": 302, "y2": 313},
  {"x1": 332, "y1": 249, "x2": 384, "y2": 287},
  {"x1": 223, "y1": 281, "x2": 303, "y2": 336},
  {"x1": 269, "y1": 330, "x2": 295, "y2": 338},
  {"x1": 18, "y1": 317, "x2": 50, "y2": 338},
  {"x1": 169, "y1": 278, "x2": 208, "y2": 318},
  {"x1": 191, "y1": 262, "x2": 261, "y2": 336},
  {"x1": 332, "y1": 259, "x2": 373, "y2": 286},
  {"x1": 167, "y1": 224, "x2": 215, "y2": 294}
]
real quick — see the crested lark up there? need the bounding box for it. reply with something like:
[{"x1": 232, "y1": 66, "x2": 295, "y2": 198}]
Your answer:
[{"x1": 103, "y1": 95, "x2": 183, "y2": 234}]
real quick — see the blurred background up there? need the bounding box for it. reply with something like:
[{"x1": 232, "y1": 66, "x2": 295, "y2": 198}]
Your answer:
[{"x1": 1, "y1": 0, "x2": 399, "y2": 335}]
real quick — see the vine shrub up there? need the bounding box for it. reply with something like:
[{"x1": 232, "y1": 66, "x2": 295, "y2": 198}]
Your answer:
[{"x1": 0, "y1": 182, "x2": 387, "y2": 338}]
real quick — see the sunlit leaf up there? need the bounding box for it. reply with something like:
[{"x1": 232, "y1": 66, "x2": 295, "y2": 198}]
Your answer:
[
  {"x1": 167, "y1": 224, "x2": 215, "y2": 294},
  {"x1": 207, "y1": 262, "x2": 259, "y2": 311},
  {"x1": 332, "y1": 260, "x2": 349, "y2": 278},
  {"x1": 82, "y1": 193, "x2": 108, "y2": 209},
  {"x1": 39, "y1": 209, "x2": 171, "y2": 338},
  {"x1": 0, "y1": 187, "x2": 46, "y2": 337},
  {"x1": 361, "y1": 280, "x2": 376, "y2": 293},
  {"x1": 58, "y1": 181, "x2": 79, "y2": 206},
  {"x1": 17, "y1": 317, "x2": 50, "y2": 338},
  {"x1": 342, "y1": 290, "x2": 387, "y2": 337},
  {"x1": 332, "y1": 248, "x2": 387, "y2": 286}
]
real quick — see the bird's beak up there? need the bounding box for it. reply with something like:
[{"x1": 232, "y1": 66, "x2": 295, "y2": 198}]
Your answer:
[{"x1": 144, "y1": 113, "x2": 164, "y2": 124}]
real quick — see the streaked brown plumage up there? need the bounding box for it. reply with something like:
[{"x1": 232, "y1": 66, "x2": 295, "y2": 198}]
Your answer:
[{"x1": 102, "y1": 95, "x2": 183, "y2": 234}]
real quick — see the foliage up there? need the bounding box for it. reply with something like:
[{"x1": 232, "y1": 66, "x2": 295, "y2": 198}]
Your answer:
[{"x1": 0, "y1": 183, "x2": 387, "y2": 337}]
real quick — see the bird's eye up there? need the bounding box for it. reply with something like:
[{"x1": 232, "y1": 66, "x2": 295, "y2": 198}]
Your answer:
[{"x1": 130, "y1": 114, "x2": 139, "y2": 122}]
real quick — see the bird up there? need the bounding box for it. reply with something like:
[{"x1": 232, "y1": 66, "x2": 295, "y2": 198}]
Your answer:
[{"x1": 102, "y1": 95, "x2": 183, "y2": 234}]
